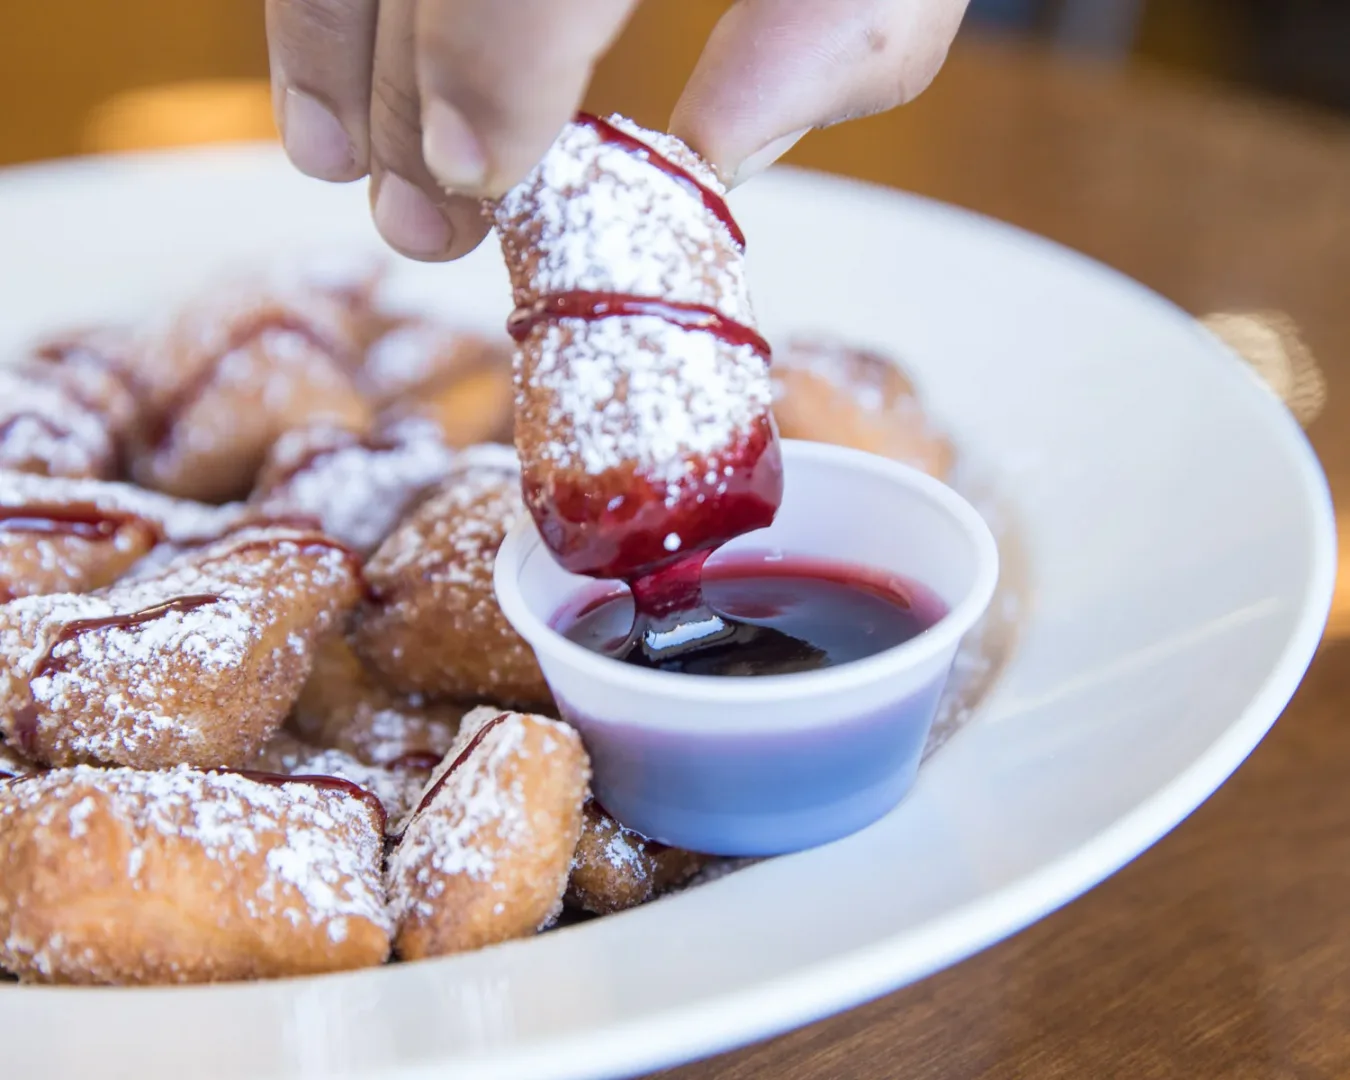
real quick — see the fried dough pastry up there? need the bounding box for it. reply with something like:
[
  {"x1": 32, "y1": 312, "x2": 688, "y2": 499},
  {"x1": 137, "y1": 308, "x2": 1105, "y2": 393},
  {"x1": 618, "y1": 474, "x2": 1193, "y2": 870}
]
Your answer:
[
  {"x1": 386, "y1": 708, "x2": 589, "y2": 959},
  {"x1": 0, "y1": 765, "x2": 389, "y2": 984},
  {"x1": 0, "y1": 525, "x2": 361, "y2": 770},
  {"x1": 252, "y1": 732, "x2": 428, "y2": 829},
  {"x1": 27, "y1": 327, "x2": 146, "y2": 437},
  {"x1": 0, "y1": 327, "x2": 147, "y2": 480},
  {"x1": 772, "y1": 336, "x2": 955, "y2": 479},
  {"x1": 363, "y1": 317, "x2": 514, "y2": 447},
  {"x1": 129, "y1": 279, "x2": 372, "y2": 502},
  {"x1": 290, "y1": 633, "x2": 464, "y2": 766},
  {"x1": 493, "y1": 113, "x2": 780, "y2": 579},
  {"x1": 0, "y1": 368, "x2": 119, "y2": 480},
  {"x1": 351, "y1": 446, "x2": 551, "y2": 708},
  {"x1": 0, "y1": 471, "x2": 240, "y2": 601},
  {"x1": 565, "y1": 800, "x2": 708, "y2": 915},
  {"x1": 250, "y1": 418, "x2": 455, "y2": 554}
]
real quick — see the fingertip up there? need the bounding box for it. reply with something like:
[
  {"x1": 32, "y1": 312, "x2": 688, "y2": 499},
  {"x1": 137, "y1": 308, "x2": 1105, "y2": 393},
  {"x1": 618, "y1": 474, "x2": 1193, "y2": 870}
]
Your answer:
[
  {"x1": 372, "y1": 173, "x2": 455, "y2": 261},
  {"x1": 370, "y1": 174, "x2": 490, "y2": 262},
  {"x1": 422, "y1": 98, "x2": 491, "y2": 195},
  {"x1": 282, "y1": 88, "x2": 366, "y2": 183}
]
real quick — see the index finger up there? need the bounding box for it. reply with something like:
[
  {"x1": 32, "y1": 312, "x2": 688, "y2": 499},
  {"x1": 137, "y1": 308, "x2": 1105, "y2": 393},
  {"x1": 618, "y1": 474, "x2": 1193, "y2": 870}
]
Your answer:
[{"x1": 415, "y1": 0, "x2": 642, "y2": 198}]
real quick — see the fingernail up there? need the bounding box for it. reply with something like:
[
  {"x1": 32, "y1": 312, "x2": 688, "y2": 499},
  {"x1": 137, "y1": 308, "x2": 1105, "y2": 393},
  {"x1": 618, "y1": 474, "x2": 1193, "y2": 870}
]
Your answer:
[
  {"x1": 282, "y1": 89, "x2": 354, "y2": 180},
  {"x1": 732, "y1": 128, "x2": 811, "y2": 188},
  {"x1": 423, "y1": 99, "x2": 488, "y2": 192},
  {"x1": 373, "y1": 174, "x2": 453, "y2": 259}
]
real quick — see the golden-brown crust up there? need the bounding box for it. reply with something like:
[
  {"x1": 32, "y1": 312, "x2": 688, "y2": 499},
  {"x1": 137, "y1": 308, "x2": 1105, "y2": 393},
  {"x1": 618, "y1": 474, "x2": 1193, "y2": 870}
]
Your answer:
[
  {"x1": 289, "y1": 634, "x2": 465, "y2": 766},
  {"x1": 0, "y1": 326, "x2": 145, "y2": 481},
  {"x1": 397, "y1": 361, "x2": 515, "y2": 449},
  {"x1": 128, "y1": 283, "x2": 372, "y2": 502},
  {"x1": 351, "y1": 450, "x2": 552, "y2": 708},
  {"x1": 493, "y1": 116, "x2": 777, "y2": 576},
  {"x1": 251, "y1": 729, "x2": 430, "y2": 829},
  {"x1": 565, "y1": 800, "x2": 708, "y2": 915},
  {"x1": 772, "y1": 336, "x2": 955, "y2": 479},
  {"x1": 387, "y1": 708, "x2": 589, "y2": 960},
  {"x1": 0, "y1": 527, "x2": 362, "y2": 770},
  {"x1": 0, "y1": 472, "x2": 243, "y2": 601},
  {"x1": 249, "y1": 419, "x2": 455, "y2": 555},
  {"x1": 0, "y1": 766, "x2": 389, "y2": 984},
  {"x1": 0, "y1": 522, "x2": 157, "y2": 602},
  {"x1": 0, "y1": 741, "x2": 38, "y2": 779}
]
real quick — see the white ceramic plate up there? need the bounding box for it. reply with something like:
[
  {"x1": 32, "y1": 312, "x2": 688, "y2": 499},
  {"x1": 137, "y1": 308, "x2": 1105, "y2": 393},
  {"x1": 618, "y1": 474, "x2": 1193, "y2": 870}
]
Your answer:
[{"x1": 0, "y1": 145, "x2": 1334, "y2": 1080}]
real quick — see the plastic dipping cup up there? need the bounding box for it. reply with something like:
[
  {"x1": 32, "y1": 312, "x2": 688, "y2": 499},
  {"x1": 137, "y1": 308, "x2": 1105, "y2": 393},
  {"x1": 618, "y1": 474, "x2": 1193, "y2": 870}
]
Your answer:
[{"x1": 494, "y1": 440, "x2": 999, "y2": 856}]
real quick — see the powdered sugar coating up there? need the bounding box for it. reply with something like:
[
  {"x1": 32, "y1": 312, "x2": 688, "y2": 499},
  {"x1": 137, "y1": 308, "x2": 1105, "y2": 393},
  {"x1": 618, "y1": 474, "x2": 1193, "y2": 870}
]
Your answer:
[
  {"x1": 0, "y1": 526, "x2": 359, "y2": 768},
  {"x1": 0, "y1": 470, "x2": 243, "y2": 544},
  {"x1": 372, "y1": 453, "x2": 520, "y2": 587},
  {"x1": 388, "y1": 710, "x2": 530, "y2": 894},
  {"x1": 353, "y1": 446, "x2": 550, "y2": 705},
  {"x1": 773, "y1": 336, "x2": 919, "y2": 414},
  {"x1": 526, "y1": 317, "x2": 769, "y2": 481},
  {"x1": 495, "y1": 114, "x2": 773, "y2": 485},
  {"x1": 0, "y1": 765, "x2": 388, "y2": 981},
  {"x1": 496, "y1": 117, "x2": 749, "y2": 312},
  {"x1": 348, "y1": 705, "x2": 458, "y2": 765},
  {"x1": 0, "y1": 371, "x2": 116, "y2": 479},
  {"x1": 361, "y1": 318, "x2": 507, "y2": 404},
  {"x1": 129, "y1": 275, "x2": 371, "y2": 502},
  {"x1": 252, "y1": 421, "x2": 455, "y2": 553},
  {"x1": 266, "y1": 742, "x2": 425, "y2": 828},
  {"x1": 386, "y1": 708, "x2": 587, "y2": 949}
]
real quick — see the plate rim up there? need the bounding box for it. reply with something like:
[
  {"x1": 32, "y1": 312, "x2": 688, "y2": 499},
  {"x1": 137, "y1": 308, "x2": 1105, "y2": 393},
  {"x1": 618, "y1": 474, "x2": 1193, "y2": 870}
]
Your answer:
[{"x1": 0, "y1": 146, "x2": 1337, "y2": 1080}]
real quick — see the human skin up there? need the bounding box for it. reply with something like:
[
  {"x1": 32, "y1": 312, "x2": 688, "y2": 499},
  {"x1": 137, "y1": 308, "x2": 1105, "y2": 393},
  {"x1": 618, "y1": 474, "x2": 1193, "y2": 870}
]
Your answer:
[{"x1": 265, "y1": 0, "x2": 969, "y2": 260}]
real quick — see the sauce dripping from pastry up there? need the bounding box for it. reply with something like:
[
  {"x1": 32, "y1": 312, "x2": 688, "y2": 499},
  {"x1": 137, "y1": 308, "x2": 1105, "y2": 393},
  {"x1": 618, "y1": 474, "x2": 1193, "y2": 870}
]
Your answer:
[{"x1": 509, "y1": 116, "x2": 807, "y2": 670}]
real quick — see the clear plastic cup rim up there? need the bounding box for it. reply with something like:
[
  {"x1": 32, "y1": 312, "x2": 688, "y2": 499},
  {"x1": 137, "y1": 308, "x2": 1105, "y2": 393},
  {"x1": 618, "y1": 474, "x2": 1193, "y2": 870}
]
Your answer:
[{"x1": 494, "y1": 440, "x2": 1000, "y2": 708}]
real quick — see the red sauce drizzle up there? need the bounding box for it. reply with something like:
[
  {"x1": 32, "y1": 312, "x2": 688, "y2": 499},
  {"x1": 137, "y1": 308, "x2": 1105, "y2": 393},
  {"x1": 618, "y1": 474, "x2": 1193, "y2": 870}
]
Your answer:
[
  {"x1": 146, "y1": 313, "x2": 341, "y2": 450},
  {"x1": 506, "y1": 115, "x2": 780, "y2": 582},
  {"x1": 385, "y1": 750, "x2": 445, "y2": 772},
  {"x1": 396, "y1": 712, "x2": 509, "y2": 835},
  {"x1": 526, "y1": 415, "x2": 781, "y2": 580},
  {"x1": 575, "y1": 112, "x2": 744, "y2": 249},
  {"x1": 227, "y1": 769, "x2": 388, "y2": 834},
  {"x1": 12, "y1": 593, "x2": 221, "y2": 756},
  {"x1": 507, "y1": 291, "x2": 771, "y2": 361},
  {"x1": 0, "y1": 769, "x2": 15, "y2": 782},
  {"x1": 0, "y1": 502, "x2": 162, "y2": 544},
  {"x1": 30, "y1": 594, "x2": 222, "y2": 682}
]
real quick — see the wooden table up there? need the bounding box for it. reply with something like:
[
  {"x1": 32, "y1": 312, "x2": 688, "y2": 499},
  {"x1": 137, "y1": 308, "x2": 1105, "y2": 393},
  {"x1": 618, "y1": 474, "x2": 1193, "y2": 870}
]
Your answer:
[{"x1": 591, "y1": 29, "x2": 1350, "y2": 1080}]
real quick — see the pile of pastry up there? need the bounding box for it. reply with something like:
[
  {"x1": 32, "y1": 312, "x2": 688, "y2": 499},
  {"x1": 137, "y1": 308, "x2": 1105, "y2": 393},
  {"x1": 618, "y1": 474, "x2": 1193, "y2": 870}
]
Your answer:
[{"x1": 0, "y1": 151, "x2": 950, "y2": 992}]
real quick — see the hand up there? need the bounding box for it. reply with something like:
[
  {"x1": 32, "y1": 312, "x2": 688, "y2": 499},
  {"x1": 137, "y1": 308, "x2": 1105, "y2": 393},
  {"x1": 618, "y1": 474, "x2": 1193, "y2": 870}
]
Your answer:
[{"x1": 266, "y1": 0, "x2": 969, "y2": 261}]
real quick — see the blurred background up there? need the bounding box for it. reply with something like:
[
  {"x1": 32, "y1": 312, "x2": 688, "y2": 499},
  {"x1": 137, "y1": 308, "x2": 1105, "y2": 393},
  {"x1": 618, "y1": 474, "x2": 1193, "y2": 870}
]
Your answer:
[{"x1": 1, "y1": 0, "x2": 1349, "y2": 167}]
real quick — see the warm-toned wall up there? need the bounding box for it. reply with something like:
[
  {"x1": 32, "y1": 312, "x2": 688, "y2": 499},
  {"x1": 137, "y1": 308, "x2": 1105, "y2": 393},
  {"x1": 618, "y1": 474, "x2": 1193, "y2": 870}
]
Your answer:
[
  {"x1": 0, "y1": 1, "x2": 1329, "y2": 168},
  {"x1": 0, "y1": 0, "x2": 728, "y2": 166},
  {"x1": 0, "y1": 1, "x2": 267, "y2": 163}
]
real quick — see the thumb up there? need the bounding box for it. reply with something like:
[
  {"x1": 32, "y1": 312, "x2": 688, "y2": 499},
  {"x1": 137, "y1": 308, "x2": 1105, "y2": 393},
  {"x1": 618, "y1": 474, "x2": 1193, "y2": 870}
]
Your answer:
[{"x1": 670, "y1": 0, "x2": 969, "y2": 188}]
